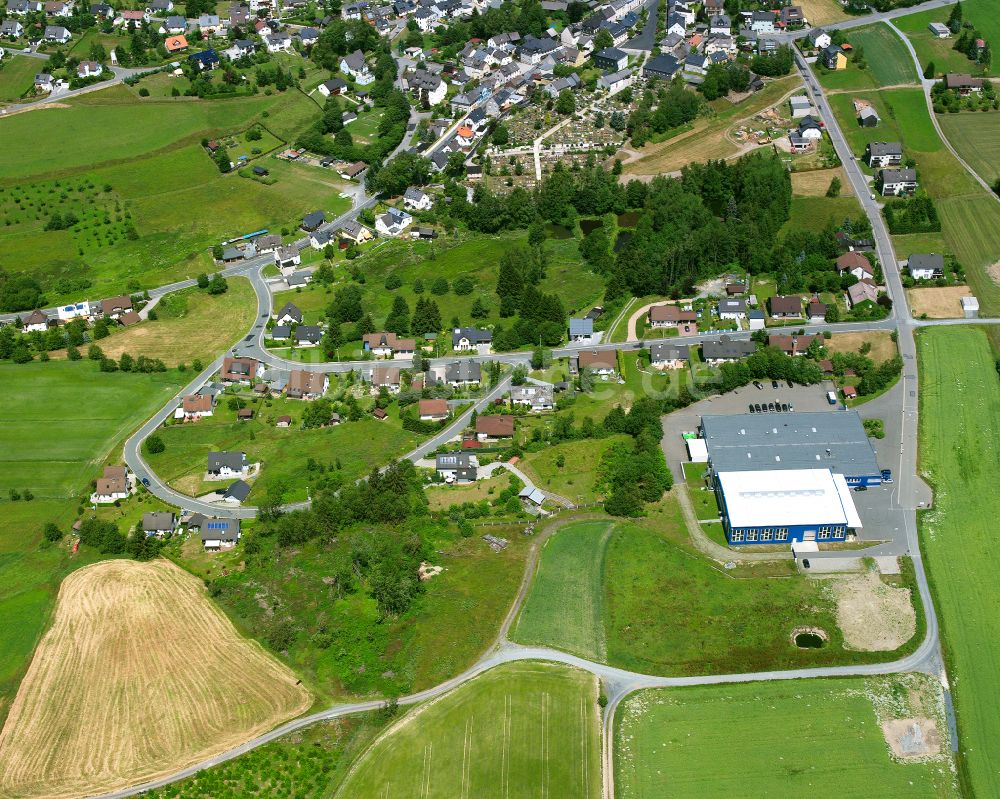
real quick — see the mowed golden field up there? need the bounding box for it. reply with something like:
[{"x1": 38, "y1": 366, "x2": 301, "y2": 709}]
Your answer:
[{"x1": 0, "y1": 559, "x2": 312, "y2": 799}]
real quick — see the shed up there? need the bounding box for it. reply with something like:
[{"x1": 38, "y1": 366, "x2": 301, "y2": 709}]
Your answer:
[
  {"x1": 961, "y1": 295, "x2": 979, "y2": 319},
  {"x1": 686, "y1": 437, "x2": 708, "y2": 463}
]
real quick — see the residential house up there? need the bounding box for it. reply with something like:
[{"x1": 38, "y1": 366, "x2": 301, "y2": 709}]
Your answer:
[
  {"x1": 341, "y1": 49, "x2": 373, "y2": 84},
  {"x1": 510, "y1": 384, "x2": 554, "y2": 411},
  {"x1": 789, "y1": 95, "x2": 812, "y2": 119},
  {"x1": 699, "y1": 336, "x2": 757, "y2": 365},
  {"x1": 188, "y1": 49, "x2": 220, "y2": 70},
  {"x1": 254, "y1": 233, "x2": 281, "y2": 253},
  {"x1": 201, "y1": 518, "x2": 241, "y2": 550},
  {"x1": 1, "y1": 19, "x2": 24, "y2": 36},
  {"x1": 371, "y1": 364, "x2": 402, "y2": 392},
  {"x1": 293, "y1": 325, "x2": 323, "y2": 347},
  {"x1": 436, "y1": 452, "x2": 479, "y2": 482},
  {"x1": 648, "y1": 304, "x2": 696, "y2": 328},
  {"x1": 593, "y1": 46, "x2": 628, "y2": 71},
  {"x1": 270, "y1": 324, "x2": 291, "y2": 340},
  {"x1": 780, "y1": 5, "x2": 803, "y2": 26},
  {"x1": 749, "y1": 10, "x2": 775, "y2": 33},
  {"x1": 569, "y1": 317, "x2": 594, "y2": 343},
  {"x1": 907, "y1": 252, "x2": 945, "y2": 280},
  {"x1": 807, "y1": 297, "x2": 827, "y2": 322},
  {"x1": 207, "y1": 451, "x2": 249, "y2": 478},
  {"x1": 577, "y1": 349, "x2": 617, "y2": 375},
  {"x1": 161, "y1": 13, "x2": 186, "y2": 32},
  {"x1": 43, "y1": 25, "x2": 71, "y2": 42},
  {"x1": 118, "y1": 8, "x2": 149, "y2": 25},
  {"x1": 419, "y1": 398, "x2": 450, "y2": 421},
  {"x1": 338, "y1": 219, "x2": 373, "y2": 244},
  {"x1": 847, "y1": 280, "x2": 879, "y2": 308},
  {"x1": 708, "y1": 14, "x2": 730, "y2": 35},
  {"x1": 476, "y1": 414, "x2": 514, "y2": 441},
  {"x1": 769, "y1": 294, "x2": 803, "y2": 318},
  {"x1": 5, "y1": 0, "x2": 41, "y2": 14},
  {"x1": 196, "y1": 12, "x2": 221, "y2": 31},
  {"x1": 91, "y1": 466, "x2": 131, "y2": 503},
  {"x1": 375, "y1": 207, "x2": 413, "y2": 237},
  {"x1": 44, "y1": 1, "x2": 72, "y2": 17},
  {"x1": 717, "y1": 298, "x2": 747, "y2": 320},
  {"x1": 806, "y1": 28, "x2": 831, "y2": 50},
  {"x1": 309, "y1": 229, "x2": 334, "y2": 250},
  {"x1": 865, "y1": 141, "x2": 902, "y2": 168},
  {"x1": 650, "y1": 342, "x2": 689, "y2": 370},
  {"x1": 363, "y1": 331, "x2": 415, "y2": 358},
  {"x1": 546, "y1": 73, "x2": 580, "y2": 98},
  {"x1": 274, "y1": 245, "x2": 301, "y2": 269},
  {"x1": 768, "y1": 333, "x2": 819, "y2": 355},
  {"x1": 265, "y1": 32, "x2": 291, "y2": 52},
  {"x1": 441, "y1": 359, "x2": 481, "y2": 387},
  {"x1": 164, "y1": 35, "x2": 188, "y2": 52},
  {"x1": 297, "y1": 26, "x2": 319, "y2": 46},
  {"x1": 402, "y1": 187, "x2": 433, "y2": 211},
  {"x1": 286, "y1": 369, "x2": 329, "y2": 399},
  {"x1": 142, "y1": 511, "x2": 176, "y2": 537},
  {"x1": 275, "y1": 301, "x2": 302, "y2": 325},
  {"x1": 21, "y1": 309, "x2": 50, "y2": 332},
  {"x1": 220, "y1": 356, "x2": 259, "y2": 384},
  {"x1": 301, "y1": 210, "x2": 325, "y2": 231},
  {"x1": 748, "y1": 309, "x2": 765, "y2": 330},
  {"x1": 318, "y1": 77, "x2": 348, "y2": 97},
  {"x1": 836, "y1": 251, "x2": 874, "y2": 281},
  {"x1": 101, "y1": 294, "x2": 132, "y2": 319},
  {"x1": 34, "y1": 73, "x2": 54, "y2": 91},
  {"x1": 175, "y1": 393, "x2": 214, "y2": 419},
  {"x1": 878, "y1": 168, "x2": 917, "y2": 196},
  {"x1": 823, "y1": 44, "x2": 846, "y2": 70},
  {"x1": 943, "y1": 73, "x2": 983, "y2": 95},
  {"x1": 597, "y1": 67, "x2": 633, "y2": 94},
  {"x1": 643, "y1": 53, "x2": 680, "y2": 80},
  {"x1": 452, "y1": 327, "x2": 492, "y2": 352},
  {"x1": 76, "y1": 60, "x2": 102, "y2": 78},
  {"x1": 405, "y1": 67, "x2": 446, "y2": 105},
  {"x1": 56, "y1": 301, "x2": 93, "y2": 321}
]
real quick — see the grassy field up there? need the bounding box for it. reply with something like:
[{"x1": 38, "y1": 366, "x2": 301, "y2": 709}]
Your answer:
[
  {"x1": 895, "y1": 0, "x2": 999, "y2": 77},
  {"x1": 140, "y1": 715, "x2": 386, "y2": 799},
  {"x1": 519, "y1": 435, "x2": 631, "y2": 504},
  {"x1": 825, "y1": 330, "x2": 898, "y2": 362},
  {"x1": 0, "y1": 55, "x2": 39, "y2": 103},
  {"x1": 513, "y1": 520, "x2": 613, "y2": 659},
  {"x1": 797, "y1": 0, "x2": 847, "y2": 25},
  {"x1": 0, "y1": 559, "x2": 311, "y2": 799},
  {"x1": 147, "y1": 399, "x2": 421, "y2": 503},
  {"x1": 615, "y1": 677, "x2": 959, "y2": 798},
  {"x1": 828, "y1": 87, "x2": 1000, "y2": 313},
  {"x1": 0, "y1": 360, "x2": 183, "y2": 499},
  {"x1": 624, "y1": 76, "x2": 801, "y2": 176},
  {"x1": 780, "y1": 195, "x2": 864, "y2": 236},
  {"x1": 917, "y1": 326, "x2": 1000, "y2": 798},
  {"x1": 815, "y1": 24, "x2": 917, "y2": 91},
  {"x1": 336, "y1": 662, "x2": 601, "y2": 799},
  {"x1": 937, "y1": 112, "x2": 1000, "y2": 186},
  {"x1": 85, "y1": 279, "x2": 257, "y2": 367}
]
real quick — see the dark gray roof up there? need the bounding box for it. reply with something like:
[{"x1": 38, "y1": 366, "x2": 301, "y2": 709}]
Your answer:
[
  {"x1": 294, "y1": 324, "x2": 323, "y2": 344},
  {"x1": 276, "y1": 301, "x2": 302, "y2": 322},
  {"x1": 452, "y1": 327, "x2": 491, "y2": 346},
  {"x1": 908, "y1": 253, "x2": 944, "y2": 271},
  {"x1": 302, "y1": 210, "x2": 325, "y2": 229},
  {"x1": 445, "y1": 359, "x2": 482, "y2": 383},
  {"x1": 223, "y1": 480, "x2": 252, "y2": 501},
  {"x1": 867, "y1": 141, "x2": 902, "y2": 157},
  {"x1": 207, "y1": 451, "x2": 246, "y2": 472},
  {"x1": 701, "y1": 337, "x2": 757, "y2": 360},
  {"x1": 436, "y1": 452, "x2": 477, "y2": 468},
  {"x1": 271, "y1": 324, "x2": 291, "y2": 339},
  {"x1": 701, "y1": 411, "x2": 880, "y2": 477},
  {"x1": 650, "y1": 342, "x2": 690, "y2": 361},
  {"x1": 200, "y1": 518, "x2": 241, "y2": 541},
  {"x1": 142, "y1": 511, "x2": 175, "y2": 531},
  {"x1": 880, "y1": 168, "x2": 917, "y2": 183}
]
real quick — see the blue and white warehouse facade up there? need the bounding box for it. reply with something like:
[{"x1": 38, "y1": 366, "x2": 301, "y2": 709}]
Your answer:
[{"x1": 715, "y1": 468, "x2": 863, "y2": 545}]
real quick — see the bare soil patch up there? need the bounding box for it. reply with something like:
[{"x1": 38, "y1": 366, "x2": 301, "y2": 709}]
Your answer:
[
  {"x1": 882, "y1": 718, "x2": 943, "y2": 759},
  {"x1": 833, "y1": 570, "x2": 915, "y2": 651},
  {"x1": 988, "y1": 260, "x2": 1000, "y2": 285},
  {"x1": 824, "y1": 330, "x2": 897, "y2": 363},
  {"x1": 907, "y1": 285, "x2": 973, "y2": 319},
  {"x1": 791, "y1": 167, "x2": 855, "y2": 197},
  {"x1": 0, "y1": 559, "x2": 311, "y2": 799}
]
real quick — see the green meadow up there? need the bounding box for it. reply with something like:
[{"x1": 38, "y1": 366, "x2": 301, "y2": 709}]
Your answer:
[
  {"x1": 0, "y1": 55, "x2": 39, "y2": 103},
  {"x1": 895, "y1": 0, "x2": 1000, "y2": 78},
  {"x1": 815, "y1": 23, "x2": 918, "y2": 91},
  {"x1": 937, "y1": 112, "x2": 1000, "y2": 185}
]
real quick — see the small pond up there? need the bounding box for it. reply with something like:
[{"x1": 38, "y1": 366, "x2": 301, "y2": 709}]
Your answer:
[
  {"x1": 579, "y1": 218, "x2": 604, "y2": 236},
  {"x1": 544, "y1": 223, "x2": 573, "y2": 239},
  {"x1": 617, "y1": 211, "x2": 641, "y2": 228},
  {"x1": 794, "y1": 632, "x2": 826, "y2": 649},
  {"x1": 613, "y1": 231, "x2": 633, "y2": 253}
]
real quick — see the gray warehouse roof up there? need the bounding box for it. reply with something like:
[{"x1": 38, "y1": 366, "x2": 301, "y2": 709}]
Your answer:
[{"x1": 701, "y1": 411, "x2": 879, "y2": 477}]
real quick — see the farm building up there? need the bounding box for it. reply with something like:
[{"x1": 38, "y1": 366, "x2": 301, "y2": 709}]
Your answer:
[
  {"x1": 715, "y1": 468, "x2": 862, "y2": 545},
  {"x1": 700, "y1": 410, "x2": 882, "y2": 486}
]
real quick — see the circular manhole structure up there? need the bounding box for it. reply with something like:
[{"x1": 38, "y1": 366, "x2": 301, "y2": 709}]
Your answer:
[{"x1": 791, "y1": 626, "x2": 828, "y2": 649}]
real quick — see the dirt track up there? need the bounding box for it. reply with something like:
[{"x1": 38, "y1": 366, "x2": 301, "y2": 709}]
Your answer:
[{"x1": 0, "y1": 559, "x2": 311, "y2": 799}]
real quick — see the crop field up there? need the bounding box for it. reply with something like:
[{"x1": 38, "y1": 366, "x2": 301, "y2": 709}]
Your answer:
[
  {"x1": 816, "y1": 24, "x2": 917, "y2": 92},
  {"x1": 0, "y1": 360, "x2": 182, "y2": 499},
  {"x1": 512, "y1": 506, "x2": 920, "y2": 674},
  {"x1": 624, "y1": 76, "x2": 801, "y2": 177},
  {"x1": 0, "y1": 55, "x2": 39, "y2": 103},
  {"x1": 937, "y1": 112, "x2": 1000, "y2": 185},
  {"x1": 0, "y1": 559, "x2": 312, "y2": 799},
  {"x1": 89, "y1": 279, "x2": 257, "y2": 366},
  {"x1": 918, "y1": 326, "x2": 1000, "y2": 798},
  {"x1": 895, "y1": 0, "x2": 1000, "y2": 77},
  {"x1": 797, "y1": 0, "x2": 847, "y2": 25},
  {"x1": 513, "y1": 520, "x2": 613, "y2": 658},
  {"x1": 140, "y1": 715, "x2": 386, "y2": 799},
  {"x1": 148, "y1": 404, "x2": 421, "y2": 503},
  {"x1": 336, "y1": 662, "x2": 601, "y2": 799},
  {"x1": 615, "y1": 677, "x2": 959, "y2": 798}
]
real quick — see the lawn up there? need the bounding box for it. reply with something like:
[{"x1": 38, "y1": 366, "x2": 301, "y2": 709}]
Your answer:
[
  {"x1": 780, "y1": 195, "x2": 864, "y2": 236},
  {"x1": 79, "y1": 278, "x2": 257, "y2": 367},
  {"x1": 814, "y1": 24, "x2": 917, "y2": 91},
  {"x1": 0, "y1": 560, "x2": 311, "y2": 799},
  {"x1": 147, "y1": 400, "x2": 421, "y2": 503},
  {"x1": 140, "y1": 715, "x2": 386, "y2": 799},
  {"x1": 895, "y1": 0, "x2": 999, "y2": 78},
  {"x1": 519, "y1": 435, "x2": 631, "y2": 505},
  {"x1": 0, "y1": 360, "x2": 183, "y2": 499},
  {"x1": 0, "y1": 55, "x2": 39, "y2": 103},
  {"x1": 335, "y1": 662, "x2": 601, "y2": 799},
  {"x1": 917, "y1": 326, "x2": 1000, "y2": 798},
  {"x1": 937, "y1": 112, "x2": 1000, "y2": 185},
  {"x1": 615, "y1": 677, "x2": 959, "y2": 799},
  {"x1": 513, "y1": 520, "x2": 613, "y2": 659},
  {"x1": 509, "y1": 503, "x2": 921, "y2": 675}
]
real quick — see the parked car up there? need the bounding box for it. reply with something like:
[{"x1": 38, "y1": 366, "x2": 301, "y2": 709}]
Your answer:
[
  {"x1": 753, "y1": 381, "x2": 763, "y2": 390},
  {"x1": 853, "y1": 485, "x2": 868, "y2": 492},
  {"x1": 141, "y1": 477, "x2": 150, "y2": 486},
  {"x1": 881, "y1": 469, "x2": 893, "y2": 484},
  {"x1": 754, "y1": 403, "x2": 762, "y2": 412},
  {"x1": 749, "y1": 404, "x2": 756, "y2": 412},
  {"x1": 780, "y1": 403, "x2": 789, "y2": 412},
  {"x1": 786, "y1": 379, "x2": 794, "y2": 388},
  {"x1": 771, "y1": 380, "x2": 779, "y2": 388}
]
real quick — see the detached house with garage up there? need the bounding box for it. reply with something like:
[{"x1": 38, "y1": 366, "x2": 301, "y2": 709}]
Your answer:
[
  {"x1": 402, "y1": 187, "x2": 433, "y2": 211},
  {"x1": 375, "y1": 207, "x2": 413, "y2": 237},
  {"x1": 419, "y1": 398, "x2": 450, "y2": 421},
  {"x1": 207, "y1": 451, "x2": 249, "y2": 479},
  {"x1": 220, "y1": 356, "x2": 259, "y2": 384},
  {"x1": 865, "y1": 141, "x2": 902, "y2": 168},
  {"x1": 569, "y1": 317, "x2": 594, "y2": 343},
  {"x1": 341, "y1": 49, "x2": 373, "y2": 84},
  {"x1": 510, "y1": 384, "x2": 554, "y2": 411},
  {"x1": 476, "y1": 414, "x2": 514, "y2": 441},
  {"x1": 452, "y1": 327, "x2": 492, "y2": 352},
  {"x1": 878, "y1": 168, "x2": 917, "y2": 196},
  {"x1": 174, "y1": 393, "x2": 214, "y2": 419},
  {"x1": 91, "y1": 466, "x2": 132, "y2": 503},
  {"x1": 101, "y1": 294, "x2": 133, "y2": 319},
  {"x1": 648, "y1": 304, "x2": 696, "y2": 328},
  {"x1": 436, "y1": 452, "x2": 479, "y2": 483},
  {"x1": 201, "y1": 518, "x2": 241, "y2": 550},
  {"x1": 286, "y1": 369, "x2": 328, "y2": 399},
  {"x1": 907, "y1": 252, "x2": 945, "y2": 280},
  {"x1": 363, "y1": 331, "x2": 415, "y2": 358},
  {"x1": 836, "y1": 251, "x2": 874, "y2": 281},
  {"x1": 650, "y1": 342, "x2": 689, "y2": 370},
  {"x1": 142, "y1": 512, "x2": 176, "y2": 537},
  {"x1": 274, "y1": 301, "x2": 302, "y2": 325},
  {"x1": 717, "y1": 298, "x2": 747, "y2": 320},
  {"x1": 371, "y1": 364, "x2": 402, "y2": 392},
  {"x1": 768, "y1": 294, "x2": 803, "y2": 319}
]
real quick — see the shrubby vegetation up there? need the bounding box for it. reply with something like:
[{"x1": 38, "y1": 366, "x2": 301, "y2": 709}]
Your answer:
[{"x1": 882, "y1": 194, "x2": 941, "y2": 234}]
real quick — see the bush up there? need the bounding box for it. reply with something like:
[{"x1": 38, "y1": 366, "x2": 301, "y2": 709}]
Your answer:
[
  {"x1": 138, "y1": 87, "x2": 150, "y2": 97},
  {"x1": 43, "y1": 522, "x2": 63, "y2": 542},
  {"x1": 430, "y1": 276, "x2": 449, "y2": 295},
  {"x1": 385, "y1": 273, "x2": 402, "y2": 290},
  {"x1": 145, "y1": 435, "x2": 165, "y2": 454}
]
